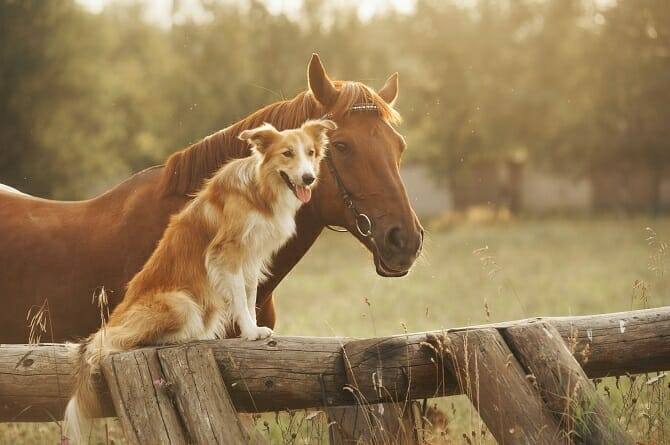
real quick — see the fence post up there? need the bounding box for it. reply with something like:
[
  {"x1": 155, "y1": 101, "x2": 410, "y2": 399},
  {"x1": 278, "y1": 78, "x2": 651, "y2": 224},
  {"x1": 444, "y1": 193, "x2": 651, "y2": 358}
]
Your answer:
[
  {"x1": 326, "y1": 335, "x2": 428, "y2": 444},
  {"x1": 100, "y1": 348, "x2": 186, "y2": 445},
  {"x1": 326, "y1": 402, "x2": 423, "y2": 445},
  {"x1": 102, "y1": 345, "x2": 247, "y2": 445},
  {"x1": 504, "y1": 322, "x2": 634, "y2": 445},
  {"x1": 157, "y1": 344, "x2": 247, "y2": 445},
  {"x1": 430, "y1": 328, "x2": 565, "y2": 444}
]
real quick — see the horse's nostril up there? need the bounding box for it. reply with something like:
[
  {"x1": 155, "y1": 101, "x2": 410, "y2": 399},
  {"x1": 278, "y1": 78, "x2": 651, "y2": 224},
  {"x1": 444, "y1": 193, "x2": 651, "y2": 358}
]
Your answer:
[
  {"x1": 302, "y1": 173, "x2": 315, "y2": 186},
  {"x1": 386, "y1": 226, "x2": 406, "y2": 251}
]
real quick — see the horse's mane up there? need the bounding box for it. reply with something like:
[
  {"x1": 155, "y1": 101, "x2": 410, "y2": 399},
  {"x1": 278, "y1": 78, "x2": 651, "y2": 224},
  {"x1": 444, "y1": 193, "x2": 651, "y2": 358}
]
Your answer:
[{"x1": 159, "y1": 81, "x2": 401, "y2": 196}]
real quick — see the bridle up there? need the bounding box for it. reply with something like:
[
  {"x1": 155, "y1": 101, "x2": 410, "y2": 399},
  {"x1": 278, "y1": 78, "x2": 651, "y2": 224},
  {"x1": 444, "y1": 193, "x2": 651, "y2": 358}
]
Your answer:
[
  {"x1": 324, "y1": 150, "x2": 374, "y2": 238},
  {"x1": 318, "y1": 103, "x2": 423, "y2": 277},
  {"x1": 321, "y1": 104, "x2": 379, "y2": 252}
]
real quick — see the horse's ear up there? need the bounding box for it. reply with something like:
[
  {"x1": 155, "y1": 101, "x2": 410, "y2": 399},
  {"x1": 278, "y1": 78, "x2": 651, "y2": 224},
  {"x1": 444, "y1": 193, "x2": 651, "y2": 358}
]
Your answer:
[
  {"x1": 308, "y1": 53, "x2": 338, "y2": 107},
  {"x1": 238, "y1": 123, "x2": 280, "y2": 154},
  {"x1": 378, "y1": 72, "x2": 399, "y2": 106}
]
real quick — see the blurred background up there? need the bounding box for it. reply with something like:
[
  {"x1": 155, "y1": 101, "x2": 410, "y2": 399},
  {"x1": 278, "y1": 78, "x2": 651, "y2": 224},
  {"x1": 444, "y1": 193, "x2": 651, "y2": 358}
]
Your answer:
[
  {"x1": 2, "y1": 0, "x2": 669, "y2": 211},
  {"x1": 1, "y1": 1, "x2": 669, "y2": 442}
]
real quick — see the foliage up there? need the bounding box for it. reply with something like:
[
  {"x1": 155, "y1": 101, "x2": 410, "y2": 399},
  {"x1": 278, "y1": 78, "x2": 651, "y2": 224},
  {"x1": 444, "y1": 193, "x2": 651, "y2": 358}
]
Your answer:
[{"x1": 0, "y1": 0, "x2": 669, "y2": 202}]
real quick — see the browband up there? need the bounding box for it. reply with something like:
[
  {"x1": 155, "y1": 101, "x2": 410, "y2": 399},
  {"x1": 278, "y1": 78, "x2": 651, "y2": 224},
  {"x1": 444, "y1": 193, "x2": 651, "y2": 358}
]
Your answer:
[{"x1": 321, "y1": 103, "x2": 378, "y2": 119}]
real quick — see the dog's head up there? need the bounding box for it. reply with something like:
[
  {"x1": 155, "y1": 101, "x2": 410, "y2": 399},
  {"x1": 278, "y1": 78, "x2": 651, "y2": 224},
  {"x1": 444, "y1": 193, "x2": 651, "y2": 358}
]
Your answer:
[{"x1": 238, "y1": 119, "x2": 336, "y2": 204}]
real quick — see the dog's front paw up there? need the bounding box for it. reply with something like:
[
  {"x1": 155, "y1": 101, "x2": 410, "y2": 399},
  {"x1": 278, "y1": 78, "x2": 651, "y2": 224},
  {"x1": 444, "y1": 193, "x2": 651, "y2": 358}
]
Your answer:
[{"x1": 241, "y1": 326, "x2": 274, "y2": 341}]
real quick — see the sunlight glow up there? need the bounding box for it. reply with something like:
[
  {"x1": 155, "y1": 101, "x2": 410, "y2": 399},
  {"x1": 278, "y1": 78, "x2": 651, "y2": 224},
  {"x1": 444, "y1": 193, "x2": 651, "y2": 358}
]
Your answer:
[{"x1": 77, "y1": 0, "x2": 417, "y2": 25}]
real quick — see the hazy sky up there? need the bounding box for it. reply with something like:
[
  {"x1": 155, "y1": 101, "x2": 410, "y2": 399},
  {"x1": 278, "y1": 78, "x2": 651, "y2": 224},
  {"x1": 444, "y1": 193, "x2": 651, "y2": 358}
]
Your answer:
[
  {"x1": 76, "y1": 0, "x2": 616, "y2": 27},
  {"x1": 77, "y1": 0, "x2": 417, "y2": 25}
]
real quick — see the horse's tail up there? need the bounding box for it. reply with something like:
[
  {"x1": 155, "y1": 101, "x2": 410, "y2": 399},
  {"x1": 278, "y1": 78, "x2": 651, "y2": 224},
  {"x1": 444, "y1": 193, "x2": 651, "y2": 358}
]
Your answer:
[{"x1": 63, "y1": 330, "x2": 108, "y2": 444}]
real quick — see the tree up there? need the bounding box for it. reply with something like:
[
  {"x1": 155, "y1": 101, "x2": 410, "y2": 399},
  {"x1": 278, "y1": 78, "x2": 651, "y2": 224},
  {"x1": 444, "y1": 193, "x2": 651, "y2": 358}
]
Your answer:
[{"x1": 590, "y1": 0, "x2": 670, "y2": 212}]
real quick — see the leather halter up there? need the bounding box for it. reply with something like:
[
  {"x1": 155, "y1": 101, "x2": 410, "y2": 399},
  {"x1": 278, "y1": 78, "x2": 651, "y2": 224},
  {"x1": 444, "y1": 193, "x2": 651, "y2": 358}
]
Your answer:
[
  {"x1": 319, "y1": 103, "x2": 423, "y2": 277},
  {"x1": 324, "y1": 151, "x2": 374, "y2": 237},
  {"x1": 321, "y1": 104, "x2": 377, "y2": 241}
]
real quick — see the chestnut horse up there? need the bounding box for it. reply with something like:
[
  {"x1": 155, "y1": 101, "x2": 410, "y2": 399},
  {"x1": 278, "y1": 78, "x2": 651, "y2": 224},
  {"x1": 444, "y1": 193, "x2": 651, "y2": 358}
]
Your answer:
[{"x1": 0, "y1": 54, "x2": 423, "y2": 343}]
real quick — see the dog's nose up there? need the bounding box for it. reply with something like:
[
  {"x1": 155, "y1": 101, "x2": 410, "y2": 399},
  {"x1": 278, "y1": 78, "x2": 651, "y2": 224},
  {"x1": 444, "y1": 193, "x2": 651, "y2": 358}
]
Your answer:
[{"x1": 302, "y1": 173, "x2": 315, "y2": 186}]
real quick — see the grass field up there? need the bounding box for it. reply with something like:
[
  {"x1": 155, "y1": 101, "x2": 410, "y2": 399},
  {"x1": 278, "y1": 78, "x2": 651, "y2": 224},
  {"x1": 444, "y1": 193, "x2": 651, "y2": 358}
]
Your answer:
[
  {"x1": 3, "y1": 216, "x2": 669, "y2": 444},
  {"x1": 276, "y1": 216, "x2": 670, "y2": 337}
]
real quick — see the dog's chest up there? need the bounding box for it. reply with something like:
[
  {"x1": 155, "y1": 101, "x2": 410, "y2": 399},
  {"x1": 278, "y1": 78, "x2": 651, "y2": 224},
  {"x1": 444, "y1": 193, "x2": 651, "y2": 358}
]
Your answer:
[{"x1": 244, "y1": 210, "x2": 296, "y2": 254}]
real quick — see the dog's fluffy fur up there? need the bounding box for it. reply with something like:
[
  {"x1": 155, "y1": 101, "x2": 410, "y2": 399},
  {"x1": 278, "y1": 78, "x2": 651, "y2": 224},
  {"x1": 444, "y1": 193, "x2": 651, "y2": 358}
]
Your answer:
[{"x1": 63, "y1": 119, "x2": 335, "y2": 443}]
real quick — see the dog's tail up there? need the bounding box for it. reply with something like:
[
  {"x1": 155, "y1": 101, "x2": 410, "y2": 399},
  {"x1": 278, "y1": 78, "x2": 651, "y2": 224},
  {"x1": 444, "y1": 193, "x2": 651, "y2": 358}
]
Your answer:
[{"x1": 63, "y1": 330, "x2": 108, "y2": 443}]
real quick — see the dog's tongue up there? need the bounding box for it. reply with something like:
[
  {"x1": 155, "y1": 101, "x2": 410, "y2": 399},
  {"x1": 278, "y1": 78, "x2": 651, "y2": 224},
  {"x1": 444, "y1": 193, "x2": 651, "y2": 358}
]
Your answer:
[{"x1": 295, "y1": 185, "x2": 312, "y2": 203}]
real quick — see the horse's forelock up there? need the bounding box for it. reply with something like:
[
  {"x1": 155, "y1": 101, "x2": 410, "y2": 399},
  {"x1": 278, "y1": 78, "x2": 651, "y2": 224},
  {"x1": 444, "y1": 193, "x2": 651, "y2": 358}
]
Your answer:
[{"x1": 329, "y1": 81, "x2": 401, "y2": 125}]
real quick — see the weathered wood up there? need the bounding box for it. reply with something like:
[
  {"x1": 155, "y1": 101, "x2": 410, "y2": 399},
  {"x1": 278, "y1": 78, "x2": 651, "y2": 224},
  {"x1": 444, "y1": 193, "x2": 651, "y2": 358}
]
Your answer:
[
  {"x1": 443, "y1": 329, "x2": 564, "y2": 444},
  {"x1": 490, "y1": 307, "x2": 670, "y2": 378},
  {"x1": 505, "y1": 322, "x2": 633, "y2": 445},
  {"x1": 210, "y1": 336, "x2": 350, "y2": 413},
  {"x1": 157, "y1": 344, "x2": 247, "y2": 445},
  {"x1": 341, "y1": 333, "x2": 459, "y2": 405},
  {"x1": 0, "y1": 343, "x2": 77, "y2": 422},
  {"x1": 2, "y1": 306, "x2": 669, "y2": 422},
  {"x1": 326, "y1": 402, "x2": 423, "y2": 445},
  {"x1": 327, "y1": 333, "x2": 429, "y2": 445},
  {"x1": 100, "y1": 348, "x2": 187, "y2": 445}
]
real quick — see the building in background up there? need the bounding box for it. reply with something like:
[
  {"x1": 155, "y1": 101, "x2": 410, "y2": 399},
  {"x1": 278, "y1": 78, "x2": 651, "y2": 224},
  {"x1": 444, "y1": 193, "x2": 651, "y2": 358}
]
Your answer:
[{"x1": 401, "y1": 162, "x2": 670, "y2": 217}]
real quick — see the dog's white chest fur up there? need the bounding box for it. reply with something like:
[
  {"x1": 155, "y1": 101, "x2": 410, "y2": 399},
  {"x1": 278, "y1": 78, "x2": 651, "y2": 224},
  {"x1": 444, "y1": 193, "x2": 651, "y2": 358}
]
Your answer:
[{"x1": 243, "y1": 207, "x2": 297, "y2": 272}]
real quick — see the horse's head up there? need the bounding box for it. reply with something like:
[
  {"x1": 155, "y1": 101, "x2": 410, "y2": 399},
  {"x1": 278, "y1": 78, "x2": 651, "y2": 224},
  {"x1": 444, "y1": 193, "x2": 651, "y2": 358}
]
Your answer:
[{"x1": 307, "y1": 55, "x2": 424, "y2": 277}]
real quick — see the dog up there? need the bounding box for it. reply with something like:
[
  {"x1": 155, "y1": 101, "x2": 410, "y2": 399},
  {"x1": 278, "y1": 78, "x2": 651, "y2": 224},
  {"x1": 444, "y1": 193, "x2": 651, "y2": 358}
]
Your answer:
[{"x1": 63, "y1": 118, "x2": 336, "y2": 443}]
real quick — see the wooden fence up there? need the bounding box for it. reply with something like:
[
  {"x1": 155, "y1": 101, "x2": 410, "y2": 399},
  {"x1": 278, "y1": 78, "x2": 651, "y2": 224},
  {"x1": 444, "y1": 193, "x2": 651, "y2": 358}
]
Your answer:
[{"x1": 1, "y1": 306, "x2": 669, "y2": 444}]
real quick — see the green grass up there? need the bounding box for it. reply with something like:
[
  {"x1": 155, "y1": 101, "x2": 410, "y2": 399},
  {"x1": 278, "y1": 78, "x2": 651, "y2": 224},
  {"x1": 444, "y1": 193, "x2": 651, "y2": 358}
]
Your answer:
[
  {"x1": 275, "y1": 216, "x2": 669, "y2": 337},
  {"x1": 2, "y1": 216, "x2": 669, "y2": 444}
]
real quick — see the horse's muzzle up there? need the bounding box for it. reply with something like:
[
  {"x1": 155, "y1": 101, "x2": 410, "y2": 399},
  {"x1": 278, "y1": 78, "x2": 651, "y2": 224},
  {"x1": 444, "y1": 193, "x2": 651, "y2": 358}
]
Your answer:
[{"x1": 374, "y1": 227, "x2": 424, "y2": 277}]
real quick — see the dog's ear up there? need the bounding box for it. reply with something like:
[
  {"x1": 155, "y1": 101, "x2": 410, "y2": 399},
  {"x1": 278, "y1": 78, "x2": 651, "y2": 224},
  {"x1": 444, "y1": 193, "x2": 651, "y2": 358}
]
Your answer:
[
  {"x1": 238, "y1": 123, "x2": 281, "y2": 154},
  {"x1": 302, "y1": 119, "x2": 336, "y2": 158},
  {"x1": 301, "y1": 119, "x2": 337, "y2": 136}
]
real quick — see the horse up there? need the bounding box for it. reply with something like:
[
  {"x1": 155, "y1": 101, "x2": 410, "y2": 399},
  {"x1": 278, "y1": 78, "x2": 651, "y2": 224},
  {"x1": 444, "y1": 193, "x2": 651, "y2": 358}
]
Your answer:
[
  {"x1": 0, "y1": 54, "x2": 424, "y2": 343},
  {"x1": 0, "y1": 184, "x2": 27, "y2": 196}
]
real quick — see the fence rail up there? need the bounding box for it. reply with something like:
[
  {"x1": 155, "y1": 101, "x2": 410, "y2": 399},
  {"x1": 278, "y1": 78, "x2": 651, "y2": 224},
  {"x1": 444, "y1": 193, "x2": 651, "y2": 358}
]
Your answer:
[{"x1": 2, "y1": 306, "x2": 668, "y2": 424}]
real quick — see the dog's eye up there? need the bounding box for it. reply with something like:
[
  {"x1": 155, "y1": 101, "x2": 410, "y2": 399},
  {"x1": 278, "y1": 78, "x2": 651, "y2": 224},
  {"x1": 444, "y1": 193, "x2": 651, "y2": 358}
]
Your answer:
[
  {"x1": 282, "y1": 150, "x2": 294, "y2": 158},
  {"x1": 308, "y1": 150, "x2": 315, "y2": 157}
]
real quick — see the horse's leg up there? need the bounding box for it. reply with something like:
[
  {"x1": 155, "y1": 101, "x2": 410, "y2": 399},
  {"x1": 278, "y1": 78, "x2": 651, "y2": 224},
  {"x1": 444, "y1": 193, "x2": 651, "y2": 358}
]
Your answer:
[{"x1": 256, "y1": 293, "x2": 276, "y2": 329}]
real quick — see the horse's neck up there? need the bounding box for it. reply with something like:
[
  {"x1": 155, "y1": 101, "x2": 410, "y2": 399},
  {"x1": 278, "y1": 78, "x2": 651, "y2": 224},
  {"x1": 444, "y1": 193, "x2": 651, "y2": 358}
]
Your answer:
[
  {"x1": 160, "y1": 94, "x2": 322, "y2": 197},
  {"x1": 158, "y1": 128, "x2": 247, "y2": 196}
]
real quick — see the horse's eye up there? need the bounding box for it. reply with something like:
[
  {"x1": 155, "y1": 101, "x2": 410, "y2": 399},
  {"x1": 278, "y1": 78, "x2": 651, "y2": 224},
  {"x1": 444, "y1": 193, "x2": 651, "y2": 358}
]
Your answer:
[
  {"x1": 333, "y1": 142, "x2": 348, "y2": 152},
  {"x1": 282, "y1": 150, "x2": 294, "y2": 158}
]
